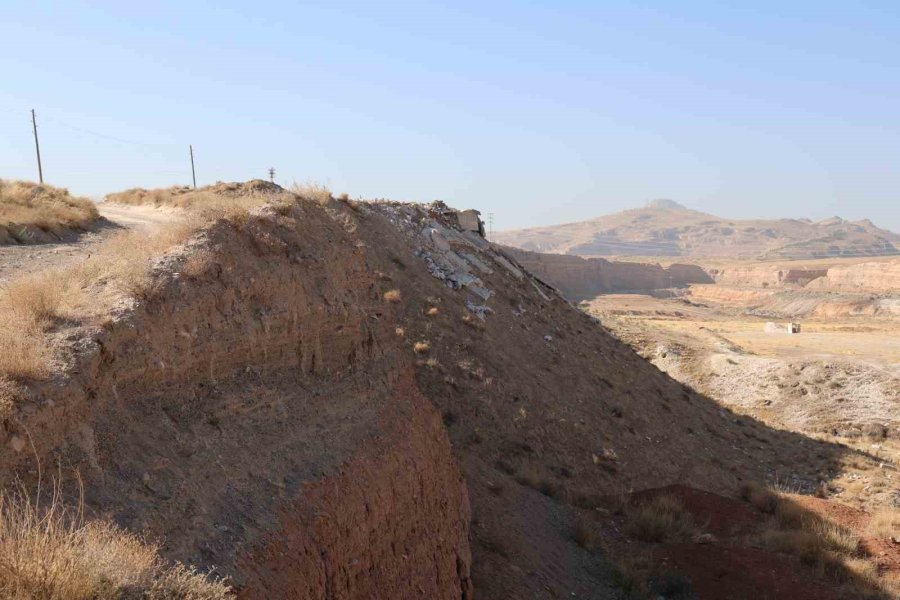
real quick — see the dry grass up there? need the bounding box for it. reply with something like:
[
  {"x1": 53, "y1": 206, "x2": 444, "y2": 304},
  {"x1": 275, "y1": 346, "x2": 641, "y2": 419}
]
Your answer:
[
  {"x1": 573, "y1": 516, "x2": 598, "y2": 551},
  {"x1": 0, "y1": 269, "x2": 78, "y2": 382},
  {"x1": 0, "y1": 217, "x2": 201, "y2": 385},
  {"x1": 104, "y1": 181, "x2": 299, "y2": 230},
  {"x1": 413, "y1": 341, "x2": 430, "y2": 354},
  {"x1": 0, "y1": 487, "x2": 231, "y2": 599},
  {"x1": 73, "y1": 220, "x2": 199, "y2": 298},
  {"x1": 0, "y1": 180, "x2": 99, "y2": 244},
  {"x1": 737, "y1": 484, "x2": 900, "y2": 597},
  {"x1": 866, "y1": 509, "x2": 900, "y2": 539},
  {"x1": 290, "y1": 182, "x2": 332, "y2": 205},
  {"x1": 624, "y1": 494, "x2": 694, "y2": 543},
  {"x1": 383, "y1": 289, "x2": 402, "y2": 304}
]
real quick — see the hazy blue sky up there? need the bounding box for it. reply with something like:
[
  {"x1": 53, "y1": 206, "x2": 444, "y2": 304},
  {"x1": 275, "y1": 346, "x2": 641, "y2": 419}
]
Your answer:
[{"x1": 1, "y1": 1, "x2": 898, "y2": 232}]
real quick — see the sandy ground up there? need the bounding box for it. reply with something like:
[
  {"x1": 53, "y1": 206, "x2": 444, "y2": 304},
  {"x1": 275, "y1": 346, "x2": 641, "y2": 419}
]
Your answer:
[
  {"x1": 584, "y1": 292, "x2": 900, "y2": 509},
  {"x1": 0, "y1": 203, "x2": 179, "y2": 283}
]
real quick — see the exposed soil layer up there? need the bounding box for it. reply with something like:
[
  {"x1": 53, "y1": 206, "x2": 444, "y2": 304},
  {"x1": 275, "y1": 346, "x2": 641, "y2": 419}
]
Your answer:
[{"x1": 0, "y1": 187, "x2": 874, "y2": 598}]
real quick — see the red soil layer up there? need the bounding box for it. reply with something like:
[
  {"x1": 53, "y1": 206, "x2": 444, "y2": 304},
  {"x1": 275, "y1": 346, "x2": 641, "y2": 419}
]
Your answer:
[{"x1": 236, "y1": 375, "x2": 472, "y2": 599}]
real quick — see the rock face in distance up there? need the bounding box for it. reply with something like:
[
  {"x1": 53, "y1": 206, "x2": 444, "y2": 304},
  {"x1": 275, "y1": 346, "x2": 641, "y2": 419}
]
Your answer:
[{"x1": 501, "y1": 245, "x2": 712, "y2": 301}]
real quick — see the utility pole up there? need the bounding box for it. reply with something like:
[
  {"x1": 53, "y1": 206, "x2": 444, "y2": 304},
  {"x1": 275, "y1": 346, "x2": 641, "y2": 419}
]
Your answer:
[
  {"x1": 189, "y1": 145, "x2": 197, "y2": 188},
  {"x1": 268, "y1": 167, "x2": 275, "y2": 183},
  {"x1": 31, "y1": 109, "x2": 43, "y2": 184},
  {"x1": 487, "y1": 212, "x2": 495, "y2": 240}
]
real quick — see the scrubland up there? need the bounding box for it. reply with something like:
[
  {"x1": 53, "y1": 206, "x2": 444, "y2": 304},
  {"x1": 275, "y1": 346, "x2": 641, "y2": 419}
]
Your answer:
[{"x1": 0, "y1": 180, "x2": 100, "y2": 244}]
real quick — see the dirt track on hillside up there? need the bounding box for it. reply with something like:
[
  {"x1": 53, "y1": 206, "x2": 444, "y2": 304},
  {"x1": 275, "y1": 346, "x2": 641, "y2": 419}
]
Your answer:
[{"x1": 0, "y1": 203, "x2": 178, "y2": 282}]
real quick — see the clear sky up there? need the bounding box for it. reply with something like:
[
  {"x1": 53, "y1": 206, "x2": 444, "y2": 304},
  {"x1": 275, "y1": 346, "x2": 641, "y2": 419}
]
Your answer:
[{"x1": 1, "y1": 1, "x2": 898, "y2": 232}]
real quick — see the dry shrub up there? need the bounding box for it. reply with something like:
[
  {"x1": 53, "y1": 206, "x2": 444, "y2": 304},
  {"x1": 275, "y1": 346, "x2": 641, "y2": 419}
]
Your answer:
[
  {"x1": 624, "y1": 494, "x2": 694, "y2": 543},
  {"x1": 290, "y1": 183, "x2": 332, "y2": 205},
  {"x1": 413, "y1": 341, "x2": 430, "y2": 354},
  {"x1": 0, "y1": 180, "x2": 99, "y2": 243},
  {"x1": 383, "y1": 289, "x2": 402, "y2": 304},
  {"x1": 0, "y1": 317, "x2": 50, "y2": 381},
  {"x1": 0, "y1": 488, "x2": 231, "y2": 599},
  {"x1": 739, "y1": 481, "x2": 779, "y2": 514},
  {"x1": 0, "y1": 269, "x2": 79, "y2": 381},
  {"x1": 573, "y1": 517, "x2": 598, "y2": 551}
]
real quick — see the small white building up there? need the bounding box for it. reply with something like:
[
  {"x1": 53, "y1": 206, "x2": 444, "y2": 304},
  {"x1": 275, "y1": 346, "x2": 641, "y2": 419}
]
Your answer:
[{"x1": 764, "y1": 322, "x2": 801, "y2": 334}]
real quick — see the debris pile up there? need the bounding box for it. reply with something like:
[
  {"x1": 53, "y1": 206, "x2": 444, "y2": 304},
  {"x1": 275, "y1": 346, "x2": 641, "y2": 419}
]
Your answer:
[{"x1": 371, "y1": 201, "x2": 539, "y2": 319}]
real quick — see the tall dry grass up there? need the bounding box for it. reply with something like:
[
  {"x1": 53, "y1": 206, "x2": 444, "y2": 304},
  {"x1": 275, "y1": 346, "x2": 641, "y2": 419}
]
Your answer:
[
  {"x1": 0, "y1": 216, "x2": 202, "y2": 386},
  {"x1": 0, "y1": 485, "x2": 230, "y2": 599},
  {"x1": 740, "y1": 482, "x2": 900, "y2": 598},
  {"x1": 0, "y1": 181, "x2": 99, "y2": 243}
]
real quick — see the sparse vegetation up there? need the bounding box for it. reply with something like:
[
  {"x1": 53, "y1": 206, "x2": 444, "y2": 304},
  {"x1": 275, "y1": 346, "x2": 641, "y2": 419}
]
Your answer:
[
  {"x1": 739, "y1": 483, "x2": 900, "y2": 597},
  {"x1": 413, "y1": 341, "x2": 430, "y2": 354},
  {"x1": 573, "y1": 516, "x2": 598, "y2": 551},
  {"x1": 866, "y1": 509, "x2": 900, "y2": 538},
  {"x1": 624, "y1": 494, "x2": 694, "y2": 543},
  {"x1": 0, "y1": 180, "x2": 99, "y2": 244},
  {"x1": 383, "y1": 289, "x2": 402, "y2": 304},
  {"x1": 0, "y1": 488, "x2": 231, "y2": 599},
  {"x1": 0, "y1": 216, "x2": 201, "y2": 385}
]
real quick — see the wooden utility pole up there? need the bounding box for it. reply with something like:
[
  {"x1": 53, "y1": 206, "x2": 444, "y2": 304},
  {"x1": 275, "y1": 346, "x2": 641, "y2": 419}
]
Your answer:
[
  {"x1": 189, "y1": 145, "x2": 197, "y2": 188},
  {"x1": 268, "y1": 167, "x2": 275, "y2": 183},
  {"x1": 31, "y1": 109, "x2": 43, "y2": 184}
]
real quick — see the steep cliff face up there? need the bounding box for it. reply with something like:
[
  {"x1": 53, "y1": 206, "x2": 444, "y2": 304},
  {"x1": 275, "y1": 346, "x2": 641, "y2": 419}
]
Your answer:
[
  {"x1": 708, "y1": 266, "x2": 828, "y2": 288},
  {"x1": 806, "y1": 259, "x2": 900, "y2": 293},
  {"x1": 501, "y1": 246, "x2": 711, "y2": 301},
  {"x1": 3, "y1": 201, "x2": 472, "y2": 598}
]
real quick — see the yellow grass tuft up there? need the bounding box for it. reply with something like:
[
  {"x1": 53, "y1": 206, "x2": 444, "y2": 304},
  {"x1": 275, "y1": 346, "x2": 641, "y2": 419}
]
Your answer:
[
  {"x1": 866, "y1": 508, "x2": 900, "y2": 539},
  {"x1": 0, "y1": 488, "x2": 231, "y2": 599},
  {"x1": 383, "y1": 289, "x2": 402, "y2": 304},
  {"x1": 624, "y1": 494, "x2": 694, "y2": 543},
  {"x1": 290, "y1": 182, "x2": 332, "y2": 205},
  {"x1": 413, "y1": 341, "x2": 430, "y2": 354}
]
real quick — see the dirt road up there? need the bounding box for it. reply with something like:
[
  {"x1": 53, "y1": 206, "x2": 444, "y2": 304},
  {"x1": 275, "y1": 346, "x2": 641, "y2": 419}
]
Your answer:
[{"x1": 0, "y1": 203, "x2": 179, "y2": 283}]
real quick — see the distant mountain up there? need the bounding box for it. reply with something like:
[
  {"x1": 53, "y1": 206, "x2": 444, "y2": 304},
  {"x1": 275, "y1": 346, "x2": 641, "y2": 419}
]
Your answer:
[{"x1": 493, "y1": 202, "x2": 900, "y2": 259}]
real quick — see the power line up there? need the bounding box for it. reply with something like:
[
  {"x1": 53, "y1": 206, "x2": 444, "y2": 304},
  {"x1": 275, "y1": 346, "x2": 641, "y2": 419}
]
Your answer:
[{"x1": 41, "y1": 115, "x2": 179, "y2": 149}]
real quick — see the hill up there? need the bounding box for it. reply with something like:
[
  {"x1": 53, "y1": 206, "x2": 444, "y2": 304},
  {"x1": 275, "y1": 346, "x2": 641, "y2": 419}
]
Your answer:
[
  {"x1": 494, "y1": 200, "x2": 900, "y2": 259},
  {"x1": 0, "y1": 182, "x2": 893, "y2": 598}
]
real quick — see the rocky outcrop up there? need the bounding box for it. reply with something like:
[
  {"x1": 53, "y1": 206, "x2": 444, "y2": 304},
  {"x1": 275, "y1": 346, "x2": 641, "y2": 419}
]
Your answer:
[
  {"x1": 501, "y1": 246, "x2": 712, "y2": 301},
  {"x1": 708, "y1": 266, "x2": 828, "y2": 288},
  {"x1": 806, "y1": 260, "x2": 900, "y2": 293}
]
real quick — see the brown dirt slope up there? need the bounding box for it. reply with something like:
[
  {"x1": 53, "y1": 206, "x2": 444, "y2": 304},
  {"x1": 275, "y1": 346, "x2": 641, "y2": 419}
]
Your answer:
[
  {"x1": 0, "y1": 184, "x2": 871, "y2": 598},
  {"x1": 494, "y1": 199, "x2": 900, "y2": 259}
]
